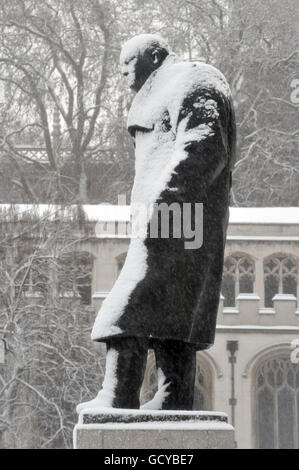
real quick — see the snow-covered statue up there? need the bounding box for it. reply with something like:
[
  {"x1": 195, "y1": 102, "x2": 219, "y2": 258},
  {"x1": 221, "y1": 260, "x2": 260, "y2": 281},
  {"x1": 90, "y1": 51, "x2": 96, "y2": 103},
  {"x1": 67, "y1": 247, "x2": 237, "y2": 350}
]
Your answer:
[{"x1": 77, "y1": 34, "x2": 236, "y2": 412}]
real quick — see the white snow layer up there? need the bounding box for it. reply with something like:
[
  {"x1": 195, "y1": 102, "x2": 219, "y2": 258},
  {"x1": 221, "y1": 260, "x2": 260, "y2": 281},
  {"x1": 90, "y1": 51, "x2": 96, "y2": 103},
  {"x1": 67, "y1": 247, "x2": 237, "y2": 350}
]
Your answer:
[
  {"x1": 127, "y1": 54, "x2": 230, "y2": 132},
  {"x1": 91, "y1": 236, "x2": 148, "y2": 339},
  {"x1": 0, "y1": 203, "x2": 130, "y2": 222},
  {"x1": 0, "y1": 204, "x2": 298, "y2": 225},
  {"x1": 92, "y1": 55, "x2": 228, "y2": 341},
  {"x1": 78, "y1": 407, "x2": 227, "y2": 419},
  {"x1": 74, "y1": 422, "x2": 233, "y2": 431},
  {"x1": 141, "y1": 368, "x2": 170, "y2": 410},
  {"x1": 76, "y1": 348, "x2": 118, "y2": 413},
  {"x1": 217, "y1": 325, "x2": 299, "y2": 330},
  {"x1": 229, "y1": 207, "x2": 299, "y2": 225},
  {"x1": 120, "y1": 33, "x2": 171, "y2": 65}
]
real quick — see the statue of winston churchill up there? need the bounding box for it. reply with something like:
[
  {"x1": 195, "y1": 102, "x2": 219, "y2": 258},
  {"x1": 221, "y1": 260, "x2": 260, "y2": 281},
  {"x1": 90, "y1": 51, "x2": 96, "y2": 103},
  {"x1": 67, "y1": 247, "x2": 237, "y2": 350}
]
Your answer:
[{"x1": 77, "y1": 34, "x2": 236, "y2": 412}]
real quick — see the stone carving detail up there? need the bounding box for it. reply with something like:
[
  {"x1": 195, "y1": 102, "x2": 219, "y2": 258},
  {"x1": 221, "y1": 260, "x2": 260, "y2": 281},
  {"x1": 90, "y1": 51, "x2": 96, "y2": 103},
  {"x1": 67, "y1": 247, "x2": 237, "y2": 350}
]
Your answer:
[
  {"x1": 222, "y1": 254, "x2": 255, "y2": 307},
  {"x1": 256, "y1": 356, "x2": 299, "y2": 449},
  {"x1": 264, "y1": 254, "x2": 298, "y2": 307}
]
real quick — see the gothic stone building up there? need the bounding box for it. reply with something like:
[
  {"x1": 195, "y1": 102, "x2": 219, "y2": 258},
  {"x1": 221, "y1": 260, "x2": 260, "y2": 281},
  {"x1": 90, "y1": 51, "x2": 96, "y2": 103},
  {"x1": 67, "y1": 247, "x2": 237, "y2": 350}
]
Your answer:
[
  {"x1": 2, "y1": 204, "x2": 299, "y2": 449},
  {"x1": 85, "y1": 205, "x2": 299, "y2": 449}
]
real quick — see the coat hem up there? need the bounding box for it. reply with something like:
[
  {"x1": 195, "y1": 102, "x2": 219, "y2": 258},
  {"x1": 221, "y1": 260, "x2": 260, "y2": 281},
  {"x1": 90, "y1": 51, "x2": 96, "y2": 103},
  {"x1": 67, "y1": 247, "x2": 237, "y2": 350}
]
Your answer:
[{"x1": 92, "y1": 332, "x2": 212, "y2": 352}]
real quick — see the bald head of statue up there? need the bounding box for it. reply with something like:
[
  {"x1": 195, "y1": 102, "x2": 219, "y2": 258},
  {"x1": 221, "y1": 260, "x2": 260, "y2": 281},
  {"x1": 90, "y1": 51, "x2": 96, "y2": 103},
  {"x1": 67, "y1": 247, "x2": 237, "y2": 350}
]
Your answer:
[{"x1": 120, "y1": 34, "x2": 171, "y2": 92}]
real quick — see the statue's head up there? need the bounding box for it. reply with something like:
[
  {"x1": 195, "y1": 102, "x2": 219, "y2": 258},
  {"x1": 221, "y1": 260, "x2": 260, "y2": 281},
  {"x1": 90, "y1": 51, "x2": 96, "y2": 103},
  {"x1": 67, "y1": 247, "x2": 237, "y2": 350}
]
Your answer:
[{"x1": 120, "y1": 34, "x2": 171, "y2": 92}]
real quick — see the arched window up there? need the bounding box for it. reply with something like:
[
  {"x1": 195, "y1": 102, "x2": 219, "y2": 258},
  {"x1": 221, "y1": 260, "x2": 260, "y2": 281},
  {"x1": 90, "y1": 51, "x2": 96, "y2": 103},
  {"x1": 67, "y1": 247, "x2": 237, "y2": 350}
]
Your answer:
[
  {"x1": 222, "y1": 254, "x2": 255, "y2": 307},
  {"x1": 58, "y1": 252, "x2": 93, "y2": 305},
  {"x1": 193, "y1": 355, "x2": 213, "y2": 411},
  {"x1": 255, "y1": 355, "x2": 299, "y2": 449},
  {"x1": 264, "y1": 254, "x2": 298, "y2": 307}
]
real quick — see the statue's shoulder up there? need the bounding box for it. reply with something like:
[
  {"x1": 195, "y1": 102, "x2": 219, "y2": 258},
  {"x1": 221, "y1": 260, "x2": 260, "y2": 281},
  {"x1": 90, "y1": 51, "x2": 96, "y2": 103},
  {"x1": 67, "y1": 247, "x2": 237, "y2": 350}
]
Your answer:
[{"x1": 167, "y1": 60, "x2": 231, "y2": 99}]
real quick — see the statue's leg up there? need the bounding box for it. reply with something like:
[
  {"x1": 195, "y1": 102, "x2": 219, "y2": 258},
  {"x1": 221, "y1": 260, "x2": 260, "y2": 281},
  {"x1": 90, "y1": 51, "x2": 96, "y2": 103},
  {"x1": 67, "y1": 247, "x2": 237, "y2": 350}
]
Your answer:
[
  {"x1": 150, "y1": 339, "x2": 196, "y2": 410},
  {"x1": 76, "y1": 336, "x2": 148, "y2": 413},
  {"x1": 109, "y1": 336, "x2": 148, "y2": 409}
]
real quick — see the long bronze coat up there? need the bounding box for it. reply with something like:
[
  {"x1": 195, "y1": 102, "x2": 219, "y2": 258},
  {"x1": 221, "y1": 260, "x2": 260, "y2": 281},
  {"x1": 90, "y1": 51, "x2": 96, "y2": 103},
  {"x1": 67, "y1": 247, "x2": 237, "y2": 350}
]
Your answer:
[{"x1": 92, "y1": 54, "x2": 236, "y2": 350}]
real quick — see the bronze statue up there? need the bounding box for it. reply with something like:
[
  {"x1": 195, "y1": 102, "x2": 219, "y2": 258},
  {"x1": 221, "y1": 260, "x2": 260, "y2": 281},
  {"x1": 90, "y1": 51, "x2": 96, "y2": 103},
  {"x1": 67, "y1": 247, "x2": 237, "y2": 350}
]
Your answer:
[{"x1": 77, "y1": 34, "x2": 236, "y2": 413}]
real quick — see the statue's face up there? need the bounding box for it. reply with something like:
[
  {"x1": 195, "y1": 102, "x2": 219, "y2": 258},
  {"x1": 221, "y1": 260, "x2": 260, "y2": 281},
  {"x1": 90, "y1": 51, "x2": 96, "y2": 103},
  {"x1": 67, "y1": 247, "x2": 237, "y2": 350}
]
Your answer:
[{"x1": 121, "y1": 49, "x2": 160, "y2": 93}]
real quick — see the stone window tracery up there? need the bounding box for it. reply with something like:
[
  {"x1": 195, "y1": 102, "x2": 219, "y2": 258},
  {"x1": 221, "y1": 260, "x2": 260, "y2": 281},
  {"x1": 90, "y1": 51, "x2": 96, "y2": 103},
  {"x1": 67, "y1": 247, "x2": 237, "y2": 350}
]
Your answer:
[
  {"x1": 264, "y1": 254, "x2": 298, "y2": 307},
  {"x1": 255, "y1": 355, "x2": 299, "y2": 449},
  {"x1": 222, "y1": 254, "x2": 255, "y2": 307}
]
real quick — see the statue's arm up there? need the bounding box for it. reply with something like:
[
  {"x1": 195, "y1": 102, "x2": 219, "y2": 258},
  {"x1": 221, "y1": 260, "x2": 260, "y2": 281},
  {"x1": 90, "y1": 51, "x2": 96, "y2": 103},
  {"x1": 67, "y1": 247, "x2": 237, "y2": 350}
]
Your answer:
[{"x1": 174, "y1": 86, "x2": 235, "y2": 190}]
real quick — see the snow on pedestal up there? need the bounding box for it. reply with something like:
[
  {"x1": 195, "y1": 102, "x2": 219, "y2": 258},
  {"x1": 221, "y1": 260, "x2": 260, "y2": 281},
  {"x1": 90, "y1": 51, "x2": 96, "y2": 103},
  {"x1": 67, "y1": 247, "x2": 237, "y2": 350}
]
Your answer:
[{"x1": 73, "y1": 408, "x2": 235, "y2": 449}]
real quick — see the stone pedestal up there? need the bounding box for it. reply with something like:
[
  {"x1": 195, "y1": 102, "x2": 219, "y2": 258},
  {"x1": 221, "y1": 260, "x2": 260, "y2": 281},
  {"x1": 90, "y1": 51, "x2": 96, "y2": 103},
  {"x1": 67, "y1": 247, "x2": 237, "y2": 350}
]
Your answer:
[{"x1": 74, "y1": 409, "x2": 235, "y2": 449}]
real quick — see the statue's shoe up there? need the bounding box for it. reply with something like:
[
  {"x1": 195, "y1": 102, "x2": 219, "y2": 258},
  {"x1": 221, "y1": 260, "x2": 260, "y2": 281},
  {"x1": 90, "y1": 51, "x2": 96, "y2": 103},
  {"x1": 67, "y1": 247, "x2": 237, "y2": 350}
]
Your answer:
[
  {"x1": 76, "y1": 388, "x2": 114, "y2": 414},
  {"x1": 76, "y1": 398, "x2": 108, "y2": 414},
  {"x1": 141, "y1": 381, "x2": 170, "y2": 410}
]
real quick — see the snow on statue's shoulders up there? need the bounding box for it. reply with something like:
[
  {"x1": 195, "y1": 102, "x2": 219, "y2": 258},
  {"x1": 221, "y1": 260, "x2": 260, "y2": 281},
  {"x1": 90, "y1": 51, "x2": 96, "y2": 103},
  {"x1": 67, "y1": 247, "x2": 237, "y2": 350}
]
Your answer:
[
  {"x1": 186, "y1": 61, "x2": 231, "y2": 97},
  {"x1": 127, "y1": 56, "x2": 230, "y2": 130}
]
